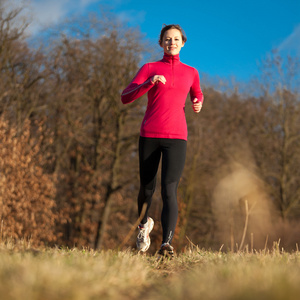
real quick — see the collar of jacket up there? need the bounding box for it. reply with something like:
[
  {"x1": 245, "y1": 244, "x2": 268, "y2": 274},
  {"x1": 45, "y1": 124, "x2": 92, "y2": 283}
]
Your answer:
[{"x1": 161, "y1": 53, "x2": 180, "y2": 65}]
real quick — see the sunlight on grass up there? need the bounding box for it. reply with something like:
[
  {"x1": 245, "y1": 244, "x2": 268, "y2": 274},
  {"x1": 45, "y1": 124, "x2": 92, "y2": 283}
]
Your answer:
[{"x1": 1, "y1": 240, "x2": 300, "y2": 300}]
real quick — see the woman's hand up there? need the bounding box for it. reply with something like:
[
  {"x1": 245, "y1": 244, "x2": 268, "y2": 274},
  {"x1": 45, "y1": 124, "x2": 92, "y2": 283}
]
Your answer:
[
  {"x1": 192, "y1": 98, "x2": 202, "y2": 113},
  {"x1": 151, "y1": 75, "x2": 166, "y2": 85}
]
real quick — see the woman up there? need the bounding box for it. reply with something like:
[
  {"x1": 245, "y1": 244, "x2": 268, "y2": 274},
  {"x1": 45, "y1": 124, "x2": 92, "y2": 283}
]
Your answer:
[{"x1": 121, "y1": 24, "x2": 204, "y2": 257}]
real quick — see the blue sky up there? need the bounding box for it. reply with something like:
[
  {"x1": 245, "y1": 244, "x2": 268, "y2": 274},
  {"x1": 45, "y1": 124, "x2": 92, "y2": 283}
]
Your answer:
[{"x1": 10, "y1": 0, "x2": 300, "y2": 83}]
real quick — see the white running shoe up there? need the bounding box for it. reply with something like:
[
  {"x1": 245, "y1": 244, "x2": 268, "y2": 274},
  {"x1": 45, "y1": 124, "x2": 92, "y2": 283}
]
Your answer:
[{"x1": 136, "y1": 217, "x2": 154, "y2": 252}]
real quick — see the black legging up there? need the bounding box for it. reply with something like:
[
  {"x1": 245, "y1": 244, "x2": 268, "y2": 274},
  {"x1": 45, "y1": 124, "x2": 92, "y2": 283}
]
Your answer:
[{"x1": 138, "y1": 136, "x2": 187, "y2": 245}]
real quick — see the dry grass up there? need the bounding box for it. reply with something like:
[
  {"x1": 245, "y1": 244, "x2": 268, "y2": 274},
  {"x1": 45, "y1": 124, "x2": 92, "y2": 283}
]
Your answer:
[{"x1": 1, "y1": 239, "x2": 300, "y2": 300}]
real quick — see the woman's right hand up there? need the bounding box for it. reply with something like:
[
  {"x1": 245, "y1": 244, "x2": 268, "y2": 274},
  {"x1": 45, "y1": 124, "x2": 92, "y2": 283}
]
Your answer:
[{"x1": 151, "y1": 75, "x2": 167, "y2": 85}]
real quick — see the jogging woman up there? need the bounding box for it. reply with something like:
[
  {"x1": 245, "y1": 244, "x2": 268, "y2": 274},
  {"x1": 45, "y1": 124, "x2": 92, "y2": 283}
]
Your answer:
[{"x1": 121, "y1": 24, "x2": 204, "y2": 257}]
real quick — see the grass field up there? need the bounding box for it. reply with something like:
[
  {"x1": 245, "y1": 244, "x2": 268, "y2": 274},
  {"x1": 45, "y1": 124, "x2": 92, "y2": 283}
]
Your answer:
[{"x1": 1, "y1": 240, "x2": 300, "y2": 300}]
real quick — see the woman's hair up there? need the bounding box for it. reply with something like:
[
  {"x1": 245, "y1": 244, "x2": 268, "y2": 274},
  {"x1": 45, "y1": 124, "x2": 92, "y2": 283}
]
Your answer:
[{"x1": 158, "y1": 24, "x2": 187, "y2": 46}]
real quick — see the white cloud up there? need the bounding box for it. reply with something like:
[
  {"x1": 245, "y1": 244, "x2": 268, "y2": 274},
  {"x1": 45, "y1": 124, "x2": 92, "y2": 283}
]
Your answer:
[
  {"x1": 3, "y1": 0, "x2": 146, "y2": 37},
  {"x1": 28, "y1": 0, "x2": 82, "y2": 34},
  {"x1": 79, "y1": 0, "x2": 99, "y2": 5},
  {"x1": 5, "y1": 0, "x2": 102, "y2": 35},
  {"x1": 32, "y1": 0, "x2": 71, "y2": 24},
  {"x1": 277, "y1": 24, "x2": 300, "y2": 56},
  {"x1": 116, "y1": 10, "x2": 146, "y2": 26}
]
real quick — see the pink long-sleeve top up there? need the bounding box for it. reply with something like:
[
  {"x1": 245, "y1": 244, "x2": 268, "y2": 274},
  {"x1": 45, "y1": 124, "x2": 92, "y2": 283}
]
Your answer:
[{"x1": 121, "y1": 53, "x2": 204, "y2": 141}]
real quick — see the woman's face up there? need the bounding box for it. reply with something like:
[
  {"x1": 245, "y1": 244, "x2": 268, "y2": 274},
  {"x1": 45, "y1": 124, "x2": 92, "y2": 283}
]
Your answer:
[{"x1": 160, "y1": 29, "x2": 185, "y2": 55}]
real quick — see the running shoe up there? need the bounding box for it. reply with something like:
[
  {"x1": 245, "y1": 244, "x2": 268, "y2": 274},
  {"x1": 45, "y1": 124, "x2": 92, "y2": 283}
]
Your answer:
[
  {"x1": 158, "y1": 243, "x2": 175, "y2": 258},
  {"x1": 136, "y1": 217, "x2": 154, "y2": 252}
]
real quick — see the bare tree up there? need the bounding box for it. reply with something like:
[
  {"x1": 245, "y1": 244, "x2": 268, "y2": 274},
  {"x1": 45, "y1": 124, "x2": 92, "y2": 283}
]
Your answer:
[
  {"x1": 40, "y1": 15, "x2": 151, "y2": 248},
  {"x1": 254, "y1": 51, "x2": 300, "y2": 220}
]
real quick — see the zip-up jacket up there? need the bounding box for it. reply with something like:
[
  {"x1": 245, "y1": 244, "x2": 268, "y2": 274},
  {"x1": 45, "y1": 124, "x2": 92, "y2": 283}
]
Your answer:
[{"x1": 121, "y1": 53, "x2": 204, "y2": 140}]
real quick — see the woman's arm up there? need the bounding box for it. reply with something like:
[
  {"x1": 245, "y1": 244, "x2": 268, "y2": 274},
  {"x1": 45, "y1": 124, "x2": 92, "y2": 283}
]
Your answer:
[
  {"x1": 190, "y1": 68, "x2": 204, "y2": 113},
  {"x1": 121, "y1": 64, "x2": 154, "y2": 104}
]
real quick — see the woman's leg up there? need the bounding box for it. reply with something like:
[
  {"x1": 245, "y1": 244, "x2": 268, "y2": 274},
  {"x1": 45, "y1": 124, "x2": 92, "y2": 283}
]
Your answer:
[
  {"x1": 160, "y1": 139, "x2": 187, "y2": 245},
  {"x1": 138, "y1": 137, "x2": 161, "y2": 224}
]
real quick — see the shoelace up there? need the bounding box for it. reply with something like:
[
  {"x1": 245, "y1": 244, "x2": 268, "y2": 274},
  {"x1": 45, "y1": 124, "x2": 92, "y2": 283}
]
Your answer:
[{"x1": 137, "y1": 227, "x2": 147, "y2": 241}]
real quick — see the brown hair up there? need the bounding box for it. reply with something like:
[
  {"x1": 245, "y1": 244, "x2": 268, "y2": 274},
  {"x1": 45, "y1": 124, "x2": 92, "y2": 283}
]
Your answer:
[{"x1": 159, "y1": 24, "x2": 187, "y2": 46}]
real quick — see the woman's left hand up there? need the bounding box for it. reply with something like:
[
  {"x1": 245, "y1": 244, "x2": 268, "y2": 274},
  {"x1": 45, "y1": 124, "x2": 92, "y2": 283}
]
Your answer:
[{"x1": 192, "y1": 98, "x2": 202, "y2": 113}]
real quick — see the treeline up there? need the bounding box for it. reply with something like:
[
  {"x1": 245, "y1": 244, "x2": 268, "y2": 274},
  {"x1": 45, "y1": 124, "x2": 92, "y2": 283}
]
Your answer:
[{"x1": 0, "y1": 5, "x2": 299, "y2": 251}]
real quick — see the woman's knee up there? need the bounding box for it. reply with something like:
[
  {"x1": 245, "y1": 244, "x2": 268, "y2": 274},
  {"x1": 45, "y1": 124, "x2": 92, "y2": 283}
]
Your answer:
[
  {"x1": 139, "y1": 185, "x2": 156, "y2": 200},
  {"x1": 161, "y1": 181, "x2": 178, "y2": 201}
]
